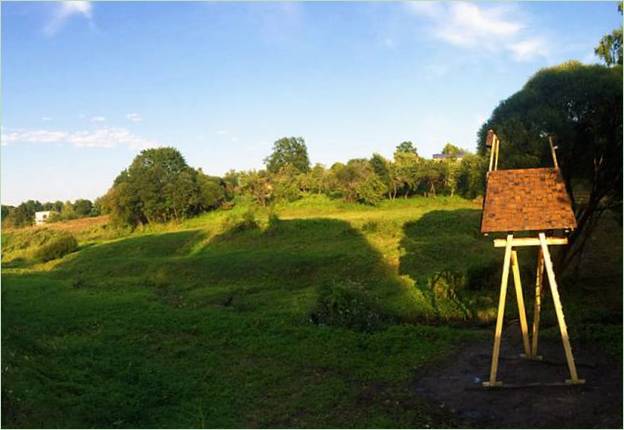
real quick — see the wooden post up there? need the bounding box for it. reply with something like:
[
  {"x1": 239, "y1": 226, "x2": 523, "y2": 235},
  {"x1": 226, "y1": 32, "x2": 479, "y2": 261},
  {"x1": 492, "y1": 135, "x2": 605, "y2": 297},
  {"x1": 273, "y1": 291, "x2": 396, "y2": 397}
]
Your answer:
[
  {"x1": 530, "y1": 248, "x2": 544, "y2": 359},
  {"x1": 494, "y1": 138, "x2": 500, "y2": 171},
  {"x1": 488, "y1": 142, "x2": 495, "y2": 172},
  {"x1": 511, "y1": 251, "x2": 531, "y2": 357},
  {"x1": 548, "y1": 136, "x2": 559, "y2": 170},
  {"x1": 538, "y1": 233, "x2": 584, "y2": 384},
  {"x1": 484, "y1": 234, "x2": 513, "y2": 387}
]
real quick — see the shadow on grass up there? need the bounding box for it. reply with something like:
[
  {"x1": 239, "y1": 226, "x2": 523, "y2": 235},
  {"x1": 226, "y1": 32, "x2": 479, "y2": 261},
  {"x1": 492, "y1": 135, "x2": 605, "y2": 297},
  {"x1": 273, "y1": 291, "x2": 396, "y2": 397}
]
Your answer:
[
  {"x1": 399, "y1": 209, "x2": 499, "y2": 321},
  {"x1": 50, "y1": 217, "x2": 412, "y2": 324}
]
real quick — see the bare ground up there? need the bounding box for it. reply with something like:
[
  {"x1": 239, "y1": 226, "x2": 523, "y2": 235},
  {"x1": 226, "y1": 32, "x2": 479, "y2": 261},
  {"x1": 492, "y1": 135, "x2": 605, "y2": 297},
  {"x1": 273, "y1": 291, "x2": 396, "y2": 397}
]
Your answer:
[{"x1": 413, "y1": 324, "x2": 622, "y2": 429}]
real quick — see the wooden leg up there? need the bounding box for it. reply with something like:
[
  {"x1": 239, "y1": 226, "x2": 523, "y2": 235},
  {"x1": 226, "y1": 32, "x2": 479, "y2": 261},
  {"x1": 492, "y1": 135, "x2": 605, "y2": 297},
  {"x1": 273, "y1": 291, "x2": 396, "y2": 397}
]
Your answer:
[
  {"x1": 538, "y1": 233, "x2": 584, "y2": 384},
  {"x1": 511, "y1": 251, "x2": 531, "y2": 357},
  {"x1": 484, "y1": 234, "x2": 513, "y2": 387},
  {"x1": 530, "y1": 249, "x2": 544, "y2": 359}
]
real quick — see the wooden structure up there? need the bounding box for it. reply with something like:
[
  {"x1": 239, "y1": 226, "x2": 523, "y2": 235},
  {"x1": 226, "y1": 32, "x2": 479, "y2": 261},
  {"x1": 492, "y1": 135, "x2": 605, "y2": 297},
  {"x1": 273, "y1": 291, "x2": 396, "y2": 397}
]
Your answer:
[{"x1": 480, "y1": 131, "x2": 584, "y2": 388}]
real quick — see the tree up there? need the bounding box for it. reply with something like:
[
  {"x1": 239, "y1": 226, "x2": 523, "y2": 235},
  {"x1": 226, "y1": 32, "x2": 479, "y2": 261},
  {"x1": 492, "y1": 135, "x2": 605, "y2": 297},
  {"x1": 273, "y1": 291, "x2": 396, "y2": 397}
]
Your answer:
[
  {"x1": 477, "y1": 61, "x2": 622, "y2": 273},
  {"x1": 264, "y1": 137, "x2": 311, "y2": 174},
  {"x1": 301, "y1": 163, "x2": 330, "y2": 195},
  {"x1": 394, "y1": 141, "x2": 418, "y2": 156},
  {"x1": 329, "y1": 159, "x2": 385, "y2": 205},
  {"x1": 60, "y1": 201, "x2": 77, "y2": 220},
  {"x1": 240, "y1": 170, "x2": 273, "y2": 207},
  {"x1": 1, "y1": 205, "x2": 13, "y2": 222},
  {"x1": 456, "y1": 154, "x2": 487, "y2": 199},
  {"x1": 393, "y1": 151, "x2": 421, "y2": 198},
  {"x1": 103, "y1": 147, "x2": 225, "y2": 226},
  {"x1": 271, "y1": 164, "x2": 303, "y2": 202},
  {"x1": 595, "y1": 3, "x2": 623, "y2": 66},
  {"x1": 196, "y1": 173, "x2": 226, "y2": 210},
  {"x1": 3, "y1": 200, "x2": 42, "y2": 228},
  {"x1": 73, "y1": 199, "x2": 93, "y2": 217},
  {"x1": 418, "y1": 159, "x2": 446, "y2": 197},
  {"x1": 441, "y1": 143, "x2": 463, "y2": 157}
]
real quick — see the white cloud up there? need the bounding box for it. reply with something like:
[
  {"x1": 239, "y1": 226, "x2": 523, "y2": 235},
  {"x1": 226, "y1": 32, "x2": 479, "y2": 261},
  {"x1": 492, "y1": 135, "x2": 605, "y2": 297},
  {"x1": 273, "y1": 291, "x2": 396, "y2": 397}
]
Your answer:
[
  {"x1": 216, "y1": 130, "x2": 228, "y2": 135},
  {"x1": 90, "y1": 116, "x2": 106, "y2": 123},
  {"x1": 44, "y1": 1, "x2": 93, "y2": 36},
  {"x1": 126, "y1": 113, "x2": 143, "y2": 123},
  {"x1": 407, "y1": 2, "x2": 548, "y2": 62},
  {"x1": 508, "y1": 38, "x2": 549, "y2": 62},
  {"x1": 2, "y1": 128, "x2": 158, "y2": 150},
  {"x1": 41, "y1": 116, "x2": 53, "y2": 121}
]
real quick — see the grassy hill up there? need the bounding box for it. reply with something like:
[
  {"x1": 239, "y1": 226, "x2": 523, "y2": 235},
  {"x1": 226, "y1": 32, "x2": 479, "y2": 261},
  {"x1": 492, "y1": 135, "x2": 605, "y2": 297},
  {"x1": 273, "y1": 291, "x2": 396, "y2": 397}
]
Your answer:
[{"x1": 2, "y1": 195, "x2": 621, "y2": 427}]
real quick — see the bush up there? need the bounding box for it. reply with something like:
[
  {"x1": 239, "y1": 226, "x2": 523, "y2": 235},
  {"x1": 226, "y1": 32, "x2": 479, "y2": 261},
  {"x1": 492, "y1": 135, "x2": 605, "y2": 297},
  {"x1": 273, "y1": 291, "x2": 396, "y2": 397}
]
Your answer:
[
  {"x1": 34, "y1": 233, "x2": 78, "y2": 262},
  {"x1": 310, "y1": 281, "x2": 392, "y2": 332},
  {"x1": 221, "y1": 209, "x2": 259, "y2": 234}
]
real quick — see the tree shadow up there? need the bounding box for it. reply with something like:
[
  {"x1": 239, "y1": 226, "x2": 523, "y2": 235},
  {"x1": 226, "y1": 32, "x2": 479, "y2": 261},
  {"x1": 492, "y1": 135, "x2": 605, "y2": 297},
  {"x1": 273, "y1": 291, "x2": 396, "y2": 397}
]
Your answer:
[
  {"x1": 48, "y1": 217, "x2": 409, "y2": 321},
  {"x1": 399, "y1": 209, "x2": 499, "y2": 320}
]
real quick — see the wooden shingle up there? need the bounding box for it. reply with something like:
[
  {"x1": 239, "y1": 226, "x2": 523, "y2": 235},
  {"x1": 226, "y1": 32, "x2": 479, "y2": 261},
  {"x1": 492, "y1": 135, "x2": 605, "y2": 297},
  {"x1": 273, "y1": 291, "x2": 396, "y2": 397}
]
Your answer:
[{"x1": 480, "y1": 168, "x2": 577, "y2": 233}]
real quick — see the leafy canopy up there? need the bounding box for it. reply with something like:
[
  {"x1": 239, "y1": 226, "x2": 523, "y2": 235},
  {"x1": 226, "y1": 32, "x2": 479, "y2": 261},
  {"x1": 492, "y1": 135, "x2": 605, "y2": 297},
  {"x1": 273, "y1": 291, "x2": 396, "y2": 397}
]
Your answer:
[{"x1": 264, "y1": 137, "x2": 311, "y2": 174}]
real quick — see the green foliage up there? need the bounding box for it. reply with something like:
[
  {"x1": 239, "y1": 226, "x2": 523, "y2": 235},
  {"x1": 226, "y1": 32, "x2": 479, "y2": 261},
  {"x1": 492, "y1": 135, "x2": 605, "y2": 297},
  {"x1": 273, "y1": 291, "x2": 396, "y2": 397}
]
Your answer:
[
  {"x1": 2, "y1": 200, "x2": 42, "y2": 228},
  {"x1": 271, "y1": 165, "x2": 303, "y2": 202},
  {"x1": 239, "y1": 170, "x2": 273, "y2": 207},
  {"x1": 392, "y1": 151, "x2": 421, "y2": 197},
  {"x1": 477, "y1": 61, "x2": 623, "y2": 271},
  {"x1": 394, "y1": 141, "x2": 418, "y2": 156},
  {"x1": 329, "y1": 159, "x2": 386, "y2": 205},
  {"x1": 354, "y1": 173, "x2": 387, "y2": 205},
  {"x1": 33, "y1": 233, "x2": 78, "y2": 262},
  {"x1": 197, "y1": 173, "x2": 227, "y2": 209},
  {"x1": 264, "y1": 137, "x2": 311, "y2": 174},
  {"x1": 456, "y1": 154, "x2": 487, "y2": 198},
  {"x1": 310, "y1": 281, "x2": 391, "y2": 332},
  {"x1": 103, "y1": 147, "x2": 227, "y2": 226},
  {"x1": 2, "y1": 195, "x2": 620, "y2": 428},
  {"x1": 595, "y1": 3, "x2": 623, "y2": 66},
  {"x1": 72, "y1": 199, "x2": 93, "y2": 217},
  {"x1": 300, "y1": 163, "x2": 330, "y2": 195},
  {"x1": 1, "y1": 205, "x2": 13, "y2": 222},
  {"x1": 441, "y1": 143, "x2": 463, "y2": 156}
]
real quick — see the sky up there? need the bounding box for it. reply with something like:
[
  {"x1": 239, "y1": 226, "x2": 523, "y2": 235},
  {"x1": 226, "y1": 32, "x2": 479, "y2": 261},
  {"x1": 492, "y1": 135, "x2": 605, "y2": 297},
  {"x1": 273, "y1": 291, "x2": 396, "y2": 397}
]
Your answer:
[{"x1": 1, "y1": 1, "x2": 621, "y2": 205}]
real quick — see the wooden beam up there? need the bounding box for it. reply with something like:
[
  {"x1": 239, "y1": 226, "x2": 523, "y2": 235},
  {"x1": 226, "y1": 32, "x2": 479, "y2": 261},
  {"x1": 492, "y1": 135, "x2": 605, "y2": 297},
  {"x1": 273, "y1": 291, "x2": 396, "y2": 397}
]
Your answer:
[
  {"x1": 538, "y1": 232, "x2": 584, "y2": 385},
  {"x1": 494, "y1": 138, "x2": 500, "y2": 171},
  {"x1": 511, "y1": 251, "x2": 531, "y2": 357},
  {"x1": 549, "y1": 136, "x2": 559, "y2": 170},
  {"x1": 493, "y1": 237, "x2": 568, "y2": 248},
  {"x1": 530, "y1": 249, "x2": 544, "y2": 359},
  {"x1": 484, "y1": 234, "x2": 513, "y2": 388}
]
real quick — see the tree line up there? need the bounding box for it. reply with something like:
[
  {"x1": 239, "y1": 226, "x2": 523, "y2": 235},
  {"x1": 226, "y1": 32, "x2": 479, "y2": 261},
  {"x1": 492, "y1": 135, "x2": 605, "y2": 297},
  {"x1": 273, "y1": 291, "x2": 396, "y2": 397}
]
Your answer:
[
  {"x1": 2, "y1": 198, "x2": 102, "y2": 228},
  {"x1": 86, "y1": 138, "x2": 484, "y2": 227}
]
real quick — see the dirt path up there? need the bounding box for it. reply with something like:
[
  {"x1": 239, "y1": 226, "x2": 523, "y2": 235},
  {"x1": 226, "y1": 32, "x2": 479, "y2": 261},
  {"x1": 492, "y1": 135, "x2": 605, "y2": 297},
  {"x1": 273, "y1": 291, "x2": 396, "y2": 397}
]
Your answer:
[{"x1": 413, "y1": 325, "x2": 622, "y2": 428}]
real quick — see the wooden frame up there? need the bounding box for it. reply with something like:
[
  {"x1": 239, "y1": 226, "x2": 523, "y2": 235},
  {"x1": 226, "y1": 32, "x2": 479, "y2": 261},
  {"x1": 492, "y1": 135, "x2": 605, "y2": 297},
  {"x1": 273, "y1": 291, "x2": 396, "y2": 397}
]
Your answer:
[{"x1": 483, "y1": 233, "x2": 585, "y2": 388}]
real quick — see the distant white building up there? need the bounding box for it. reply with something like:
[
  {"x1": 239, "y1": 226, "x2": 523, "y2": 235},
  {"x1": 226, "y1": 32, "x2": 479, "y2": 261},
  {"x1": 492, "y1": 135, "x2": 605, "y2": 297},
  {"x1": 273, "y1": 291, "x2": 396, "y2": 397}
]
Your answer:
[
  {"x1": 432, "y1": 151, "x2": 465, "y2": 161},
  {"x1": 35, "y1": 211, "x2": 51, "y2": 225}
]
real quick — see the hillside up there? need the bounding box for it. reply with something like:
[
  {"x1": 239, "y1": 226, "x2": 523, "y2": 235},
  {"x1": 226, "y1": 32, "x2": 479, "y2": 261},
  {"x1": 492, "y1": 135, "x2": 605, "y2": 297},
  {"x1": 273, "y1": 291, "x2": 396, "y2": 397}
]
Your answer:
[{"x1": 2, "y1": 195, "x2": 621, "y2": 427}]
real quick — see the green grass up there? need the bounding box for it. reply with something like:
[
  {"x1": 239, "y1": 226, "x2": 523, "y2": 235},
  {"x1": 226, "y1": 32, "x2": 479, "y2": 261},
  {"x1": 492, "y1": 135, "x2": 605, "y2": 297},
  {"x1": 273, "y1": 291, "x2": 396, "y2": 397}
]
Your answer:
[{"x1": 2, "y1": 195, "x2": 621, "y2": 427}]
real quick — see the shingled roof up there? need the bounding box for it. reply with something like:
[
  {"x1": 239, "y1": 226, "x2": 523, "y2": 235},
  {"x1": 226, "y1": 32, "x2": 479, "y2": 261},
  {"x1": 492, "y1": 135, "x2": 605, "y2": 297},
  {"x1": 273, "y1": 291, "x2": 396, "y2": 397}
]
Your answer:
[{"x1": 480, "y1": 168, "x2": 577, "y2": 234}]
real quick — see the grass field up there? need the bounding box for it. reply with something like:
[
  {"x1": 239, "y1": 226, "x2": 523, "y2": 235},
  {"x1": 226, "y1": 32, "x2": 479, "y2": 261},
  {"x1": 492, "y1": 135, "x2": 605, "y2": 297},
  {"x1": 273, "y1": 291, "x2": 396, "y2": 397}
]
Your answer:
[{"x1": 2, "y1": 195, "x2": 621, "y2": 428}]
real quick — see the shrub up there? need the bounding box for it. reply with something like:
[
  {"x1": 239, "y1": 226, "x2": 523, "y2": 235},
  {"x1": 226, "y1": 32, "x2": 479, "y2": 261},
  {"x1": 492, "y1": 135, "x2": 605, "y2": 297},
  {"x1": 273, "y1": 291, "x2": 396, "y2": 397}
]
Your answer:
[
  {"x1": 221, "y1": 209, "x2": 259, "y2": 235},
  {"x1": 34, "y1": 233, "x2": 78, "y2": 262},
  {"x1": 310, "y1": 281, "x2": 392, "y2": 332}
]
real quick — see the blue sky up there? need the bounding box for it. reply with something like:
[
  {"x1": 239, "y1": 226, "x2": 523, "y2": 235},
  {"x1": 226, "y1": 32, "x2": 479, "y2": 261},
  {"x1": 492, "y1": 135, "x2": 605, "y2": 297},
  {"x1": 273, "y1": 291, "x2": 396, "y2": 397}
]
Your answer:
[{"x1": 2, "y1": 1, "x2": 621, "y2": 205}]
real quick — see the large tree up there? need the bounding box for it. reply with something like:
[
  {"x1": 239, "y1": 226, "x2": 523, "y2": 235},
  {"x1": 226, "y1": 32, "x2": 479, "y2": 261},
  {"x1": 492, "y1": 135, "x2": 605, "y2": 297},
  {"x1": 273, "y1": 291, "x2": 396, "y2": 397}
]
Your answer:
[
  {"x1": 394, "y1": 141, "x2": 418, "y2": 156},
  {"x1": 104, "y1": 147, "x2": 227, "y2": 226},
  {"x1": 264, "y1": 137, "x2": 311, "y2": 174},
  {"x1": 477, "y1": 61, "x2": 622, "y2": 272}
]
